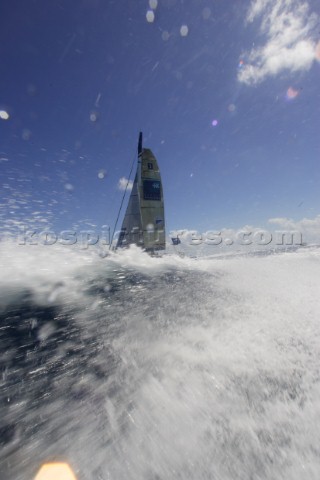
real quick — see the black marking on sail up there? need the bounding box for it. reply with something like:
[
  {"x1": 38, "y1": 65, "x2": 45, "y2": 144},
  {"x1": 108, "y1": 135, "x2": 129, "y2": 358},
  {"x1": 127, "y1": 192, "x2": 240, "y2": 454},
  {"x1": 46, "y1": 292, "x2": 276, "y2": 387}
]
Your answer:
[
  {"x1": 143, "y1": 180, "x2": 161, "y2": 201},
  {"x1": 138, "y1": 131, "x2": 143, "y2": 157}
]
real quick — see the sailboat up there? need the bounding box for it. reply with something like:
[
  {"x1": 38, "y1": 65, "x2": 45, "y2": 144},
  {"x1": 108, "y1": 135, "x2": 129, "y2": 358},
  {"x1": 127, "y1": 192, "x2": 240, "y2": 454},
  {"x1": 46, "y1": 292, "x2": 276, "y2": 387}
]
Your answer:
[{"x1": 115, "y1": 132, "x2": 165, "y2": 253}]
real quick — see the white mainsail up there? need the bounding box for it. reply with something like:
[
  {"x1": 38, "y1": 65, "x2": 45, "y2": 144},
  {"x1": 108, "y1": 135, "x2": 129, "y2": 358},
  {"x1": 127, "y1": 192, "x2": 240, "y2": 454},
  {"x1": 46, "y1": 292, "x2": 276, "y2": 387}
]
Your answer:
[{"x1": 116, "y1": 133, "x2": 165, "y2": 251}]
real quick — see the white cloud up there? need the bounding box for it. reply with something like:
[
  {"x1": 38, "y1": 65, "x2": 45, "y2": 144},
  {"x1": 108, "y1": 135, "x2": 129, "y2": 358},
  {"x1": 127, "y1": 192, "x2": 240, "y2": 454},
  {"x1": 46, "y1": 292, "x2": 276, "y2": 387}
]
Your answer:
[
  {"x1": 118, "y1": 177, "x2": 133, "y2": 191},
  {"x1": 238, "y1": 0, "x2": 318, "y2": 85},
  {"x1": 169, "y1": 214, "x2": 320, "y2": 254},
  {"x1": 268, "y1": 217, "x2": 292, "y2": 226},
  {"x1": 268, "y1": 215, "x2": 320, "y2": 242}
]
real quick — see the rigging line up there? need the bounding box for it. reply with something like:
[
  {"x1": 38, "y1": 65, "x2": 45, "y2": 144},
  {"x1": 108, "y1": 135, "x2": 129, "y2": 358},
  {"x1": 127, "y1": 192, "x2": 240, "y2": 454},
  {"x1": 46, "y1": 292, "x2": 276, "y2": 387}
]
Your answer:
[{"x1": 109, "y1": 146, "x2": 137, "y2": 250}]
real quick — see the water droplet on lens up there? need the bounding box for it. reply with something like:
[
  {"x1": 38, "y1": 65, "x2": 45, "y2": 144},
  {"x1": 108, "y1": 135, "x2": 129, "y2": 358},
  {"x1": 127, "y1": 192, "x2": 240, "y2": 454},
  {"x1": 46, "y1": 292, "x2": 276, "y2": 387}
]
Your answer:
[
  {"x1": 180, "y1": 25, "x2": 189, "y2": 36},
  {"x1": 0, "y1": 110, "x2": 10, "y2": 120},
  {"x1": 146, "y1": 10, "x2": 155, "y2": 23}
]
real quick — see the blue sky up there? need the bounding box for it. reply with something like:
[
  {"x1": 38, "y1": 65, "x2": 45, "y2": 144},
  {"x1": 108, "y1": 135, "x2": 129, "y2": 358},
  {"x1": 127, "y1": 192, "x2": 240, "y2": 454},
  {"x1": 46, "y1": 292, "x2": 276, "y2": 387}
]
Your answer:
[{"x1": 0, "y1": 0, "x2": 319, "y2": 236}]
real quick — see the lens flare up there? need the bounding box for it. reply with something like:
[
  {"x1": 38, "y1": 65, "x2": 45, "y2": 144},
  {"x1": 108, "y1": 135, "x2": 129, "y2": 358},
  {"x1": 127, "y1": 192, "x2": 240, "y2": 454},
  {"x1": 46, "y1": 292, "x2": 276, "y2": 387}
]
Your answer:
[
  {"x1": 286, "y1": 87, "x2": 299, "y2": 100},
  {"x1": 162, "y1": 30, "x2": 170, "y2": 41},
  {"x1": 211, "y1": 119, "x2": 218, "y2": 127},
  {"x1": 202, "y1": 7, "x2": 211, "y2": 20},
  {"x1": 64, "y1": 183, "x2": 74, "y2": 192},
  {"x1": 22, "y1": 129, "x2": 32, "y2": 140},
  {"x1": 315, "y1": 41, "x2": 320, "y2": 62}
]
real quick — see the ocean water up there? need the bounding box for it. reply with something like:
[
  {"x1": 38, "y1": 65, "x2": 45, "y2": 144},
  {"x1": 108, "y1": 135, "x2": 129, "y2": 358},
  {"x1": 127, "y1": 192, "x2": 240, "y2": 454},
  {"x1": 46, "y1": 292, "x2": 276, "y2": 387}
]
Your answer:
[{"x1": 1, "y1": 242, "x2": 320, "y2": 480}]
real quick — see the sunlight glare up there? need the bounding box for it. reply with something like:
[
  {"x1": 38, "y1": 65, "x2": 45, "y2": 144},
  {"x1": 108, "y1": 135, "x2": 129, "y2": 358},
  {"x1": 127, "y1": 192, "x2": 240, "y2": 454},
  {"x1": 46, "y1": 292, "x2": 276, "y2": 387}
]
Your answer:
[{"x1": 34, "y1": 463, "x2": 77, "y2": 480}]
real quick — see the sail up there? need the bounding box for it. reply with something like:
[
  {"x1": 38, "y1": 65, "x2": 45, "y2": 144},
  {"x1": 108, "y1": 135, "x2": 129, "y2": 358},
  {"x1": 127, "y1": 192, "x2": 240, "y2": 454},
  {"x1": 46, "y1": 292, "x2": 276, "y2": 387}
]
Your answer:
[
  {"x1": 116, "y1": 170, "x2": 143, "y2": 247},
  {"x1": 139, "y1": 147, "x2": 165, "y2": 250},
  {"x1": 117, "y1": 134, "x2": 165, "y2": 251}
]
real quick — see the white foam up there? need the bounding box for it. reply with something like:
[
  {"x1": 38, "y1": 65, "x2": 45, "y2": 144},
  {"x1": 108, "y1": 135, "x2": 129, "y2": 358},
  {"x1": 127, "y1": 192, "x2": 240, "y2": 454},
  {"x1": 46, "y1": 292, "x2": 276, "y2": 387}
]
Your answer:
[{"x1": 2, "y1": 241, "x2": 320, "y2": 479}]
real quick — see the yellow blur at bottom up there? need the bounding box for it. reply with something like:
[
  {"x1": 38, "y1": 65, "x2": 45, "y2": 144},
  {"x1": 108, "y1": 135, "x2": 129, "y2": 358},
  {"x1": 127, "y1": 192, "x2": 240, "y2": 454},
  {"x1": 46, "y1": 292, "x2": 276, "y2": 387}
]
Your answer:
[{"x1": 34, "y1": 463, "x2": 77, "y2": 480}]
